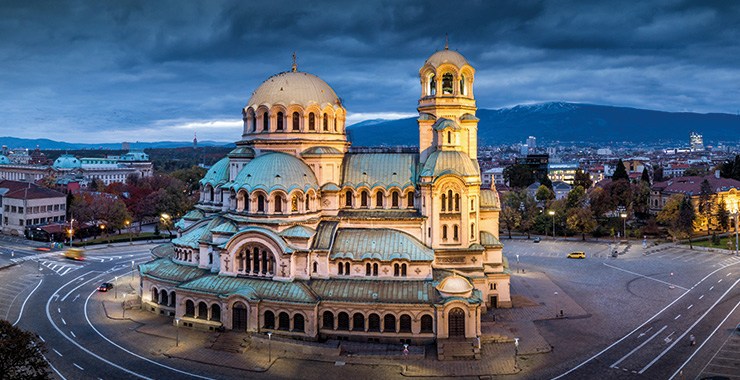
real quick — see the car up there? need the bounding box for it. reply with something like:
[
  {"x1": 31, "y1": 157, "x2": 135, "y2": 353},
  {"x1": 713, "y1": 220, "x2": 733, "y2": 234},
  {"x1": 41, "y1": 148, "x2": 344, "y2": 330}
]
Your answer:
[
  {"x1": 97, "y1": 283, "x2": 114, "y2": 292},
  {"x1": 533, "y1": 237, "x2": 541, "y2": 243},
  {"x1": 567, "y1": 251, "x2": 586, "y2": 259}
]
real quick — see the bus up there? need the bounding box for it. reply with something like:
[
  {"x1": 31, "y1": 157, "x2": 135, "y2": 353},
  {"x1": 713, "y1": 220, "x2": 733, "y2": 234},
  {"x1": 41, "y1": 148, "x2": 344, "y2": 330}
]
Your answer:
[{"x1": 63, "y1": 248, "x2": 85, "y2": 261}]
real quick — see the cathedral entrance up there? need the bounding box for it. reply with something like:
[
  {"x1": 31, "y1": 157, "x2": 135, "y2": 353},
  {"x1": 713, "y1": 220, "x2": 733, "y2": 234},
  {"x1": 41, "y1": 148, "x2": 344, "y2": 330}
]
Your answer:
[
  {"x1": 232, "y1": 302, "x2": 248, "y2": 331},
  {"x1": 448, "y1": 307, "x2": 466, "y2": 338}
]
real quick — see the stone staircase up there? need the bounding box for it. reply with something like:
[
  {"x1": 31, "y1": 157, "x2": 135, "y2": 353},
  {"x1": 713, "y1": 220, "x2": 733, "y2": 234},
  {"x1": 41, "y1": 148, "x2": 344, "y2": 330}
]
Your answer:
[
  {"x1": 437, "y1": 339, "x2": 480, "y2": 360},
  {"x1": 208, "y1": 332, "x2": 250, "y2": 353}
]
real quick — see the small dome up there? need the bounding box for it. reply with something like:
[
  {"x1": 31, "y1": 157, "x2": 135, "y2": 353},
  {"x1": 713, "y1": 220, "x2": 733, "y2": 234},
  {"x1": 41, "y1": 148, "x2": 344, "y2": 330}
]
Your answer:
[
  {"x1": 0, "y1": 155, "x2": 9, "y2": 165},
  {"x1": 436, "y1": 274, "x2": 474, "y2": 295},
  {"x1": 247, "y1": 71, "x2": 340, "y2": 109},
  {"x1": 232, "y1": 152, "x2": 319, "y2": 193},
  {"x1": 53, "y1": 154, "x2": 81, "y2": 170},
  {"x1": 425, "y1": 49, "x2": 469, "y2": 68},
  {"x1": 420, "y1": 151, "x2": 479, "y2": 178},
  {"x1": 228, "y1": 146, "x2": 255, "y2": 159},
  {"x1": 301, "y1": 146, "x2": 343, "y2": 156},
  {"x1": 200, "y1": 157, "x2": 230, "y2": 186}
]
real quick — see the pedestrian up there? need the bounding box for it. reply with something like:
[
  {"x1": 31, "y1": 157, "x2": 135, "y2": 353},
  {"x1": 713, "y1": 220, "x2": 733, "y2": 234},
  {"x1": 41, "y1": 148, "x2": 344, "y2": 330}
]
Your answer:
[{"x1": 689, "y1": 335, "x2": 696, "y2": 346}]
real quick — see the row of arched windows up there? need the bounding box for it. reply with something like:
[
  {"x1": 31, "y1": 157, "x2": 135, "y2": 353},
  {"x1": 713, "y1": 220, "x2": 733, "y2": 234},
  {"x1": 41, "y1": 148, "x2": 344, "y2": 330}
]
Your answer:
[
  {"x1": 235, "y1": 189, "x2": 316, "y2": 215},
  {"x1": 337, "y1": 262, "x2": 408, "y2": 277},
  {"x1": 244, "y1": 109, "x2": 344, "y2": 134},
  {"x1": 263, "y1": 310, "x2": 305, "y2": 332},
  {"x1": 344, "y1": 189, "x2": 414, "y2": 209},
  {"x1": 151, "y1": 287, "x2": 176, "y2": 308},
  {"x1": 174, "y1": 247, "x2": 194, "y2": 262},
  {"x1": 426, "y1": 71, "x2": 470, "y2": 97},
  {"x1": 441, "y1": 189, "x2": 460, "y2": 212},
  {"x1": 184, "y1": 299, "x2": 222, "y2": 322},
  {"x1": 321, "y1": 311, "x2": 433, "y2": 334},
  {"x1": 441, "y1": 223, "x2": 477, "y2": 242},
  {"x1": 236, "y1": 245, "x2": 275, "y2": 277}
]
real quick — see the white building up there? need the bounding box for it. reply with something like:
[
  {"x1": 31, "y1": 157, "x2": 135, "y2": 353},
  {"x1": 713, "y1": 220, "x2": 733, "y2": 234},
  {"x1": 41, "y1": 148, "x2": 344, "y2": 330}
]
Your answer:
[{"x1": 0, "y1": 180, "x2": 66, "y2": 236}]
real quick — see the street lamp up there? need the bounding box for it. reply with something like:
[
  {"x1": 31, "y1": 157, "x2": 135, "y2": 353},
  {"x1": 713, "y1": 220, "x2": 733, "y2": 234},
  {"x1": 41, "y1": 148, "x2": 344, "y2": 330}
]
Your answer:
[
  {"x1": 125, "y1": 220, "x2": 132, "y2": 245},
  {"x1": 122, "y1": 294, "x2": 127, "y2": 318},
  {"x1": 67, "y1": 218, "x2": 75, "y2": 247},
  {"x1": 175, "y1": 318, "x2": 181, "y2": 347},
  {"x1": 160, "y1": 213, "x2": 172, "y2": 240},
  {"x1": 620, "y1": 213, "x2": 628, "y2": 240},
  {"x1": 114, "y1": 276, "x2": 118, "y2": 299},
  {"x1": 514, "y1": 337, "x2": 520, "y2": 370},
  {"x1": 267, "y1": 332, "x2": 272, "y2": 363},
  {"x1": 548, "y1": 210, "x2": 555, "y2": 239},
  {"x1": 131, "y1": 260, "x2": 135, "y2": 280}
]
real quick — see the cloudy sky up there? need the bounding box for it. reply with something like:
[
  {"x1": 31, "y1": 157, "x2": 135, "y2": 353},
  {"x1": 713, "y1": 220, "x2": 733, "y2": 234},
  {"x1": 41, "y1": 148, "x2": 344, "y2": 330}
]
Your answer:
[{"x1": 1, "y1": 0, "x2": 739, "y2": 143}]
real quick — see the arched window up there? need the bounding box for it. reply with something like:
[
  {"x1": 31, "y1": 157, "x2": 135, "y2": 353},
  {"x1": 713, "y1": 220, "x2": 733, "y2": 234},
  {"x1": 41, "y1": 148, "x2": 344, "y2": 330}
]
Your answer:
[
  {"x1": 151, "y1": 287, "x2": 158, "y2": 303},
  {"x1": 366, "y1": 263, "x2": 371, "y2": 276},
  {"x1": 383, "y1": 314, "x2": 396, "y2": 332},
  {"x1": 322, "y1": 311, "x2": 334, "y2": 329},
  {"x1": 373, "y1": 263, "x2": 378, "y2": 276},
  {"x1": 293, "y1": 314, "x2": 305, "y2": 332},
  {"x1": 160, "y1": 289, "x2": 168, "y2": 305},
  {"x1": 401, "y1": 263, "x2": 407, "y2": 277},
  {"x1": 407, "y1": 192, "x2": 414, "y2": 208},
  {"x1": 198, "y1": 302, "x2": 208, "y2": 320},
  {"x1": 393, "y1": 263, "x2": 399, "y2": 277},
  {"x1": 185, "y1": 300, "x2": 195, "y2": 317},
  {"x1": 262, "y1": 112, "x2": 269, "y2": 131},
  {"x1": 274, "y1": 194, "x2": 283, "y2": 213},
  {"x1": 291, "y1": 195, "x2": 298, "y2": 212},
  {"x1": 448, "y1": 190, "x2": 453, "y2": 211},
  {"x1": 360, "y1": 190, "x2": 369, "y2": 207},
  {"x1": 391, "y1": 191, "x2": 399, "y2": 208},
  {"x1": 292, "y1": 112, "x2": 300, "y2": 131},
  {"x1": 276, "y1": 112, "x2": 284, "y2": 131},
  {"x1": 169, "y1": 292, "x2": 176, "y2": 307},
  {"x1": 257, "y1": 194, "x2": 265, "y2": 212},
  {"x1": 375, "y1": 191, "x2": 384, "y2": 208},
  {"x1": 264, "y1": 311, "x2": 275, "y2": 329},
  {"x1": 305, "y1": 195, "x2": 310, "y2": 211},
  {"x1": 278, "y1": 312, "x2": 290, "y2": 330},
  {"x1": 352, "y1": 313, "x2": 365, "y2": 331},
  {"x1": 399, "y1": 314, "x2": 412, "y2": 333},
  {"x1": 442, "y1": 225, "x2": 448, "y2": 240},
  {"x1": 337, "y1": 312, "x2": 350, "y2": 330},
  {"x1": 455, "y1": 194, "x2": 460, "y2": 211},
  {"x1": 323, "y1": 113, "x2": 329, "y2": 131},
  {"x1": 429, "y1": 74, "x2": 436, "y2": 96},
  {"x1": 368, "y1": 313, "x2": 381, "y2": 332},
  {"x1": 211, "y1": 304, "x2": 221, "y2": 321},
  {"x1": 453, "y1": 225, "x2": 459, "y2": 241},
  {"x1": 313, "y1": 262, "x2": 318, "y2": 273},
  {"x1": 448, "y1": 131, "x2": 451, "y2": 144},
  {"x1": 471, "y1": 223, "x2": 475, "y2": 239},
  {"x1": 308, "y1": 113, "x2": 316, "y2": 130},
  {"x1": 441, "y1": 194, "x2": 446, "y2": 212},
  {"x1": 460, "y1": 75, "x2": 466, "y2": 96},
  {"x1": 338, "y1": 262, "x2": 344, "y2": 275},
  {"x1": 470, "y1": 199, "x2": 475, "y2": 210},
  {"x1": 345, "y1": 190, "x2": 353, "y2": 207},
  {"x1": 442, "y1": 73, "x2": 454, "y2": 94},
  {"x1": 344, "y1": 262, "x2": 350, "y2": 275},
  {"x1": 334, "y1": 116, "x2": 338, "y2": 132},
  {"x1": 420, "y1": 315, "x2": 434, "y2": 333}
]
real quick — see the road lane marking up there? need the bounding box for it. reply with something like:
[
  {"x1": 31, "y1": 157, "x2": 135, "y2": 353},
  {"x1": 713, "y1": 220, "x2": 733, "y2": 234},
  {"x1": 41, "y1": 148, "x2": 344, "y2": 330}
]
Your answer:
[
  {"x1": 57, "y1": 307, "x2": 61, "y2": 313},
  {"x1": 61, "y1": 267, "x2": 72, "y2": 276},
  {"x1": 641, "y1": 278, "x2": 740, "y2": 374},
  {"x1": 674, "y1": 314, "x2": 681, "y2": 320},
  {"x1": 53, "y1": 348, "x2": 63, "y2": 357},
  {"x1": 671, "y1": 299, "x2": 740, "y2": 379},
  {"x1": 718, "y1": 279, "x2": 722, "y2": 283},
  {"x1": 61, "y1": 318, "x2": 66, "y2": 325},
  {"x1": 664, "y1": 331, "x2": 675, "y2": 343},
  {"x1": 638, "y1": 326, "x2": 653, "y2": 338},
  {"x1": 611, "y1": 325, "x2": 668, "y2": 368},
  {"x1": 727, "y1": 273, "x2": 732, "y2": 276},
  {"x1": 73, "y1": 363, "x2": 84, "y2": 371},
  {"x1": 710, "y1": 286, "x2": 714, "y2": 290},
  {"x1": 602, "y1": 263, "x2": 689, "y2": 290},
  {"x1": 38, "y1": 335, "x2": 45, "y2": 342},
  {"x1": 699, "y1": 295, "x2": 704, "y2": 299},
  {"x1": 11, "y1": 278, "x2": 43, "y2": 327},
  {"x1": 687, "y1": 304, "x2": 693, "y2": 310}
]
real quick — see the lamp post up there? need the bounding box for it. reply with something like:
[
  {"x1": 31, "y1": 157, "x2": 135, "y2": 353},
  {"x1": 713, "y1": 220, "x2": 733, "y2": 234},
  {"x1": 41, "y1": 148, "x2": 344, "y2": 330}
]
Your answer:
[
  {"x1": 114, "y1": 276, "x2": 118, "y2": 299},
  {"x1": 160, "y1": 213, "x2": 172, "y2": 240},
  {"x1": 68, "y1": 218, "x2": 75, "y2": 247},
  {"x1": 548, "y1": 210, "x2": 555, "y2": 239},
  {"x1": 514, "y1": 337, "x2": 520, "y2": 370},
  {"x1": 267, "y1": 332, "x2": 272, "y2": 363},
  {"x1": 131, "y1": 260, "x2": 135, "y2": 280},
  {"x1": 122, "y1": 294, "x2": 127, "y2": 318},
  {"x1": 620, "y1": 213, "x2": 628, "y2": 240},
  {"x1": 125, "y1": 220, "x2": 132, "y2": 245},
  {"x1": 175, "y1": 318, "x2": 181, "y2": 347}
]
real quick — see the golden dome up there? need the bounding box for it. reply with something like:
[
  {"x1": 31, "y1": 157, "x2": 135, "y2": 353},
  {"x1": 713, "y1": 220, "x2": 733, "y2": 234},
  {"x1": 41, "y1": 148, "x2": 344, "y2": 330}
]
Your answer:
[
  {"x1": 246, "y1": 71, "x2": 340, "y2": 109},
  {"x1": 436, "y1": 274, "x2": 474, "y2": 295},
  {"x1": 424, "y1": 49, "x2": 469, "y2": 68}
]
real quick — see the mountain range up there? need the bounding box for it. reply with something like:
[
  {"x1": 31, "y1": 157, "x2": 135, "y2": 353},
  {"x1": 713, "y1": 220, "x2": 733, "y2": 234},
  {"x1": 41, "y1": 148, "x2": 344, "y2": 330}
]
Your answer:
[
  {"x1": 2, "y1": 102, "x2": 738, "y2": 150},
  {"x1": 346, "y1": 102, "x2": 740, "y2": 147}
]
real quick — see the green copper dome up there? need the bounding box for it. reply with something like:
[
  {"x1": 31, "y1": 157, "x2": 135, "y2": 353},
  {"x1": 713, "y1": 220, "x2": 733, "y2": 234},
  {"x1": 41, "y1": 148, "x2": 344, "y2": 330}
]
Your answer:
[
  {"x1": 231, "y1": 152, "x2": 318, "y2": 193},
  {"x1": 0, "y1": 155, "x2": 9, "y2": 165},
  {"x1": 200, "y1": 157, "x2": 230, "y2": 186},
  {"x1": 53, "y1": 154, "x2": 82, "y2": 170}
]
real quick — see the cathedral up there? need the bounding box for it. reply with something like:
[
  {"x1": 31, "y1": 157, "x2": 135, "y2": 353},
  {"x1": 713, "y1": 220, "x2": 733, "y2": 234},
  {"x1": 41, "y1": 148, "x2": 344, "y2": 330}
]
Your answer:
[{"x1": 139, "y1": 46, "x2": 511, "y2": 357}]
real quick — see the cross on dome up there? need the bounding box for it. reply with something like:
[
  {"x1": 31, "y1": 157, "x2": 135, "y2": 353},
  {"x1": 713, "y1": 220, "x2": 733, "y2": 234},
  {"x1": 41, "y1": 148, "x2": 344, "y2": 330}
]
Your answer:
[{"x1": 291, "y1": 52, "x2": 297, "y2": 72}]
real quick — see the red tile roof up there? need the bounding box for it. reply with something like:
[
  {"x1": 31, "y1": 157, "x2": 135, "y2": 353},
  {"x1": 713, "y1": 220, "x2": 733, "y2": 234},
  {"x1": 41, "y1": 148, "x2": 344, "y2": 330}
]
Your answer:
[
  {"x1": 651, "y1": 175, "x2": 740, "y2": 196},
  {"x1": 0, "y1": 180, "x2": 65, "y2": 200}
]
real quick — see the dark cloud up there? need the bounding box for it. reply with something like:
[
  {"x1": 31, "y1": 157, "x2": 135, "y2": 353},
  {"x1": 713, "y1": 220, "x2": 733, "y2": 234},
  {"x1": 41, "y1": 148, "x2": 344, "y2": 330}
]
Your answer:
[{"x1": 1, "y1": 0, "x2": 739, "y2": 143}]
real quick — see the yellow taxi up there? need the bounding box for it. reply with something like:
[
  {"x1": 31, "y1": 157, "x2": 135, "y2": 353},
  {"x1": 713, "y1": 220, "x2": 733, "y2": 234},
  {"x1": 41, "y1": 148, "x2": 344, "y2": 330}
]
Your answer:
[{"x1": 567, "y1": 251, "x2": 586, "y2": 259}]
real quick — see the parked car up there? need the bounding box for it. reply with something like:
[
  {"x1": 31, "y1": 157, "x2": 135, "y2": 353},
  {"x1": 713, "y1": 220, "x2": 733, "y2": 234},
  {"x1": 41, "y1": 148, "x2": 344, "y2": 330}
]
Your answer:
[
  {"x1": 567, "y1": 251, "x2": 586, "y2": 259},
  {"x1": 97, "y1": 282, "x2": 114, "y2": 292},
  {"x1": 533, "y1": 237, "x2": 541, "y2": 243}
]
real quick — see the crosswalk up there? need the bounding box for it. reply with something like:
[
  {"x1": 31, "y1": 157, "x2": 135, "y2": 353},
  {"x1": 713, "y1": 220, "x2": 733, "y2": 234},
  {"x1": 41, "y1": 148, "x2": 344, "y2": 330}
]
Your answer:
[{"x1": 37, "y1": 258, "x2": 85, "y2": 276}]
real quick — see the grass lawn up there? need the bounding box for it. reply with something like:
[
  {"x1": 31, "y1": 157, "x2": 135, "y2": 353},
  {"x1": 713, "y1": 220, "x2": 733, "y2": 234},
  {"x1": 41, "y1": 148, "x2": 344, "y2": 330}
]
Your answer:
[{"x1": 690, "y1": 235, "x2": 739, "y2": 250}]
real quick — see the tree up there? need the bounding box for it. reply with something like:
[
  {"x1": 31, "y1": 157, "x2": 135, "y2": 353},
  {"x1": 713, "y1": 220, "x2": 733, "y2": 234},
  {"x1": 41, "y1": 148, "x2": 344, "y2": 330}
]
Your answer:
[
  {"x1": 653, "y1": 166, "x2": 664, "y2": 183},
  {"x1": 716, "y1": 197, "x2": 730, "y2": 231},
  {"x1": 0, "y1": 320, "x2": 51, "y2": 380},
  {"x1": 657, "y1": 194, "x2": 695, "y2": 247},
  {"x1": 640, "y1": 167, "x2": 651, "y2": 184},
  {"x1": 588, "y1": 187, "x2": 613, "y2": 218},
  {"x1": 657, "y1": 194, "x2": 684, "y2": 241},
  {"x1": 678, "y1": 196, "x2": 696, "y2": 248},
  {"x1": 535, "y1": 185, "x2": 554, "y2": 202},
  {"x1": 540, "y1": 175, "x2": 553, "y2": 190},
  {"x1": 612, "y1": 159, "x2": 629, "y2": 181},
  {"x1": 565, "y1": 186, "x2": 586, "y2": 209},
  {"x1": 697, "y1": 179, "x2": 714, "y2": 235},
  {"x1": 631, "y1": 182, "x2": 652, "y2": 219},
  {"x1": 573, "y1": 169, "x2": 593, "y2": 189},
  {"x1": 500, "y1": 194, "x2": 522, "y2": 239},
  {"x1": 719, "y1": 154, "x2": 740, "y2": 180},
  {"x1": 503, "y1": 164, "x2": 535, "y2": 189},
  {"x1": 566, "y1": 207, "x2": 597, "y2": 240}
]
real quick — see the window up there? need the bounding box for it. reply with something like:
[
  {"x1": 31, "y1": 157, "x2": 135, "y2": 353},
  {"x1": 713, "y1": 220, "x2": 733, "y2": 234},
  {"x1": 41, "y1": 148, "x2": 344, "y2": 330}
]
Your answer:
[
  {"x1": 323, "y1": 113, "x2": 329, "y2": 131},
  {"x1": 393, "y1": 263, "x2": 399, "y2": 277},
  {"x1": 407, "y1": 192, "x2": 414, "y2": 207},
  {"x1": 338, "y1": 262, "x2": 344, "y2": 275},
  {"x1": 459, "y1": 75, "x2": 466, "y2": 96},
  {"x1": 383, "y1": 314, "x2": 396, "y2": 333},
  {"x1": 278, "y1": 312, "x2": 290, "y2": 330},
  {"x1": 391, "y1": 191, "x2": 399, "y2": 208},
  {"x1": 448, "y1": 131, "x2": 451, "y2": 144},
  {"x1": 257, "y1": 194, "x2": 265, "y2": 212},
  {"x1": 453, "y1": 225, "x2": 459, "y2": 241},
  {"x1": 337, "y1": 312, "x2": 350, "y2": 330},
  {"x1": 344, "y1": 262, "x2": 350, "y2": 275},
  {"x1": 401, "y1": 264, "x2": 407, "y2": 277},
  {"x1": 262, "y1": 112, "x2": 269, "y2": 131},
  {"x1": 429, "y1": 74, "x2": 436, "y2": 96},
  {"x1": 471, "y1": 223, "x2": 475, "y2": 239},
  {"x1": 322, "y1": 311, "x2": 334, "y2": 329},
  {"x1": 274, "y1": 195, "x2": 283, "y2": 213},
  {"x1": 368, "y1": 314, "x2": 381, "y2": 332},
  {"x1": 264, "y1": 311, "x2": 275, "y2": 329},
  {"x1": 292, "y1": 112, "x2": 300, "y2": 130},
  {"x1": 293, "y1": 314, "x2": 305, "y2": 332},
  {"x1": 276, "y1": 112, "x2": 284, "y2": 130},
  {"x1": 345, "y1": 190, "x2": 353, "y2": 207},
  {"x1": 352, "y1": 313, "x2": 364, "y2": 331},
  {"x1": 151, "y1": 287, "x2": 159, "y2": 303},
  {"x1": 291, "y1": 195, "x2": 298, "y2": 212},
  {"x1": 441, "y1": 194, "x2": 446, "y2": 212},
  {"x1": 399, "y1": 314, "x2": 412, "y2": 333},
  {"x1": 211, "y1": 304, "x2": 221, "y2": 322},
  {"x1": 361, "y1": 191, "x2": 369, "y2": 207},
  {"x1": 455, "y1": 194, "x2": 460, "y2": 211},
  {"x1": 313, "y1": 262, "x2": 318, "y2": 273},
  {"x1": 375, "y1": 191, "x2": 384, "y2": 208},
  {"x1": 420, "y1": 315, "x2": 434, "y2": 333},
  {"x1": 373, "y1": 263, "x2": 378, "y2": 276},
  {"x1": 198, "y1": 302, "x2": 208, "y2": 320},
  {"x1": 470, "y1": 199, "x2": 475, "y2": 210},
  {"x1": 448, "y1": 190, "x2": 453, "y2": 211},
  {"x1": 442, "y1": 73, "x2": 454, "y2": 94},
  {"x1": 185, "y1": 300, "x2": 195, "y2": 317},
  {"x1": 442, "y1": 225, "x2": 448, "y2": 240},
  {"x1": 309, "y1": 113, "x2": 316, "y2": 130},
  {"x1": 366, "y1": 263, "x2": 372, "y2": 276}
]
